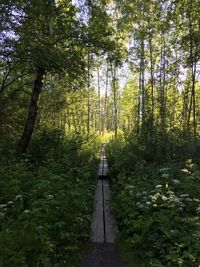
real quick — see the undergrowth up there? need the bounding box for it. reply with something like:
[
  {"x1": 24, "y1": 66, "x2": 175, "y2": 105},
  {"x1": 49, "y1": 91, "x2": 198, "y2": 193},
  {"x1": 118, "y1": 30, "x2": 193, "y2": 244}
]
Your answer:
[
  {"x1": 0, "y1": 129, "x2": 101, "y2": 267},
  {"x1": 107, "y1": 134, "x2": 200, "y2": 267}
]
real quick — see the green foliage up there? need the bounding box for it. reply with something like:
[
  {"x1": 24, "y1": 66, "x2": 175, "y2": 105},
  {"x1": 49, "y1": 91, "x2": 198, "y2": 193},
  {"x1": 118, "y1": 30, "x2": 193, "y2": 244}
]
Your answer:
[
  {"x1": 0, "y1": 131, "x2": 100, "y2": 267},
  {"x1": 107, "y1": 134, "x2": 200, "y2": 267}
]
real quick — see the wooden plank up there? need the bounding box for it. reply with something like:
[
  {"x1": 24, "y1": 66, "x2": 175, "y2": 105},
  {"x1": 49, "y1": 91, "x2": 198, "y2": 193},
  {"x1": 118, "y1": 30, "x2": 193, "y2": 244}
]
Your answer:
[
  {"x1": 102, "y1": 159, "x2": 108, "y2": 177},
  {"x1": 102, "y1": 169, "x2": 108, "y2": 177},
  {"x1": 103, "y1": 159, "x2": 108, "y2": 166},
  {"x1": 99, "y1": 156, "x2": 108, "y2": 177},
  {"x1": 103, "y1": 180, "x2": 118, "y2": 243},
  {"x1": 91, "y1": 147, "x2": 118, "y2": 244},
  {"x1": 98, "y1": 163, "x2": 103, "y2": 177},
  {"x1": 102, "y1": 145, "x2": 106, "y2": 156},
  {"x1": 90, "y1": 179, "x2": 104, "y2": 243}
]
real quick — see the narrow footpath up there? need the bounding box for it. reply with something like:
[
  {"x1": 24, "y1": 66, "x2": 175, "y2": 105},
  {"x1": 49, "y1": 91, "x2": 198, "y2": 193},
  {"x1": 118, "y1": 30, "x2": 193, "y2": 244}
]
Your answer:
[{"x1": 80, "y1": 146, "x2": 125, "y2": 267}]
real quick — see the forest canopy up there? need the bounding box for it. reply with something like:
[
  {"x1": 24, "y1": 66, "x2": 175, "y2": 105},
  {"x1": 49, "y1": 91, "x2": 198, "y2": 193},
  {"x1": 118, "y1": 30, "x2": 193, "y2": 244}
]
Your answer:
[{"x1": 0, "y1": 0, "x2": 200, "y2": 153}]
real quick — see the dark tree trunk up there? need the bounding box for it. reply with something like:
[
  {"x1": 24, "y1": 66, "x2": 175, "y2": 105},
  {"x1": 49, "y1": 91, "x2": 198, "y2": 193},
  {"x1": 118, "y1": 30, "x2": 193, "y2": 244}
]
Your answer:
[
  {"x1": 18, "y1": 67, "x2": 45, "y2": 153},
  {"x1": 182, "y1": 75, "x2": 190, "y2": 134}
]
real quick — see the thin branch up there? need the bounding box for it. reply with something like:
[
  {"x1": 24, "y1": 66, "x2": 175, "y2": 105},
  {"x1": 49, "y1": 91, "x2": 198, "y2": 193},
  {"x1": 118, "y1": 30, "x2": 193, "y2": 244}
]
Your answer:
[{"x1": 0, "y1": 71, "x2": 34, "y2": 94}]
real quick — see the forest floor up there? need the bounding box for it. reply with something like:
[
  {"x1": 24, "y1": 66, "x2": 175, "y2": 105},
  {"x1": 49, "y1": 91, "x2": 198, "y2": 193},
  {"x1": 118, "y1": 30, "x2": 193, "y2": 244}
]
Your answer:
[{"x1": 79, "y1": 243, "x2": 125, "y2": 267}]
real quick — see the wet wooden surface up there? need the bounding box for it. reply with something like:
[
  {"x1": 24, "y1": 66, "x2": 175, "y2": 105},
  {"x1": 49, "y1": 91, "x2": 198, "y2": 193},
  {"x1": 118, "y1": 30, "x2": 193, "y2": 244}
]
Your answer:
[
  {"x1": 91, "y1": 146, "x2": 118, "y2": 243},
  {"x1": 90, "y1": 179, "x2": 104, "y2": 243}
]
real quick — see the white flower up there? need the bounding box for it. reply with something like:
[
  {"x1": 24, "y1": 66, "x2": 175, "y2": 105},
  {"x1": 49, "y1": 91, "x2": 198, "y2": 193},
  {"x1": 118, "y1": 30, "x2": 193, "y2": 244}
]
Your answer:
[
  {"x1": 138, "y1": 204, "x2": 145, "y2": 209},
  {"x1": 196, "y1": 206, "x2": 200, "y2": 214},
  {"x1": 151, "y1": 197, "x2": 157, "y2": 202},
  {"x1": 172, "y1": 179, "x2": 181, "y2": 185},
  {"x1": 0, "y1": 204, "x2": 7, "y2": 209},
  {"x1": 125, "y1": 185, "x2": 135, "y2": 196},
  {"x1": 180, "y1": 194, "x2": 189, "y2": 198},
  {"x1": 161, "y1": 196, "x2": 168, "y2": 201},
  {"x1": 167, "y1": 191, "x2": 175, "y2": 195},
  {"x1": 193, "y1": 198, "x2": 200, "y2": 203},
  {"x1": 191, "y1": 217, "x2": 199, "y2": 222},
  {"x1": 161, "y1": 173, "x2": 169, "y2": 179},
  {"x1": 169, "y1": 195, "x2": 180, "y2": 203},
  {"x1": 179, "y1": 203, "x2": 185, "y2": 208},
  {"x1": 24, "y1": 210, "x2": 31, "y2": 214},
  {"x1": 185, "y1": 198, "x2": 192, "y2": 202},
  {"x1": 146, "y1": 202, "x2": 151, "y2": 206},
  {"x1": 181, "y1": 168, "x2": 190, "y2": 173},
  {"x1": 47, "y1": 194, "x2": 54, "y2": 200},
  {"x1": 142, "y1": 191, "x2": 147, "y2": 195},
  {"x1": 152, "y1": 204, "x2": 157, "y2": 208},
  {"x1": 7, "y1": 201, "x2": 14, "y2": 206},
  {"x1": 155, "y1": 185, "x2": 162, "y2": 189},
  {"x1": 150, "y1": 192, "x2": 161, "y2": 202},
  {"x1": 15, "y1": 195, "x2": 22, "y2": 200}
]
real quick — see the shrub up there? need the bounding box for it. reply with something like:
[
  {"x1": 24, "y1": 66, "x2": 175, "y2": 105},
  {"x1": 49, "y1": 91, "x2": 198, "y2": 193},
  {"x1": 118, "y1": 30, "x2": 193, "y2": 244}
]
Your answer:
[
  {"x1": 107, "y1": 135, "x2": 200, "y2": 267},
  {"x1": 0, "y1": 131, "x2": 100, "y2": 266}
]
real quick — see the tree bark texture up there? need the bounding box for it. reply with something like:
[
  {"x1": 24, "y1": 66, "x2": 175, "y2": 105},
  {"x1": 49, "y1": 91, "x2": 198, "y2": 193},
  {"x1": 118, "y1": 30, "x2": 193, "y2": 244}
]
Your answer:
[{"x1": 18, "y1": 67, "x2": 45, "y2": 153}]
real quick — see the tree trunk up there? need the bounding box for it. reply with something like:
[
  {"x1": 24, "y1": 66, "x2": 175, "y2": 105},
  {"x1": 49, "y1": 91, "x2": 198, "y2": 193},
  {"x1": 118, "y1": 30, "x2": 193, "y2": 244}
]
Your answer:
[
  {"x1": 182, "y1": 74, "x2": 190, "y2": 134},
  {"x1": 159, "y1": 41, "x2": 166, "y2": 133},
  {"x1": 141, "y1": 38, "x2": 145, "y2": 131},
  {"x1": 137, "y1": 71, "x2": 141, "y2": 135},
  {"x1": 111, "y1": 64, "x2": 118, "y2": 138},
  {"x1": 87, "y1": 52, "x2": 91, "y2": 136},
  {"x1": 18, "y1": 67, "x2": 45, "y2": 153},
  {"x1": 187, "y1": 62, "x2": 197, "y2": 139},
  {"x1": 97, "y1": 67, "x2": 101, "y2": 135},
  {"x1": 149, "y1": 38, "x2": 154, "y2": 131},
  {"x1": 186, "y1": 15, "x2": 197, "y2": 141},
  {"x1": 103, "y1": 63, "x2": 108, "y2": 135}
]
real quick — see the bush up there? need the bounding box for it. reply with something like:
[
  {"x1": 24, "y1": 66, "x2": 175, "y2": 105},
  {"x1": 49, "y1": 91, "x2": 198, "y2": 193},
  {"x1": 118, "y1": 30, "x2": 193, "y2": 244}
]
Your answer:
[
  {"x1": 107, "y1": 134, "x2": 200, "y2": 267},
  {"x1": 0, "y1": 131, "x2": 100, "y2": 267}
]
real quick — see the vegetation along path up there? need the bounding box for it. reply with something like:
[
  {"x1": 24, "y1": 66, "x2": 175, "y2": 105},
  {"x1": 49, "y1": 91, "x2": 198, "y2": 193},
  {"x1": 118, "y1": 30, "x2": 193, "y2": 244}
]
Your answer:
[
  {"x1": 1, "y1": 1, "x2": 200, "y2": 266},
  {"x1": 80, "y1": 146, "x2": 125, "y2": 267}
]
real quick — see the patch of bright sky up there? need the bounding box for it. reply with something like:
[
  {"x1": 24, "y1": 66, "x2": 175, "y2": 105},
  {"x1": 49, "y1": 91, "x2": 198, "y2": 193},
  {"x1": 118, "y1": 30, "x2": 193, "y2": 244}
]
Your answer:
[
  {"x1": 1, "y1": 7, "x2": 24, "y2": 61},
  {"x1": 92, "y1": 62, "x2": 130, "y2": 96},
  {"x1": 1, "y1": 7, "x2": 24, "y2": 42},
  {"x1": 72, "y1": 0, "x2": 89, "y2": 24}
]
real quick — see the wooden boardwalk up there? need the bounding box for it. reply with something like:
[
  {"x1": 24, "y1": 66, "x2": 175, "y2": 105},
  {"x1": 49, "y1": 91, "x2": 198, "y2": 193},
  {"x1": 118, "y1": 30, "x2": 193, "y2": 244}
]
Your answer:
[{"x1": 91, "y1": 146, "x2": 118, "y2": 243}]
